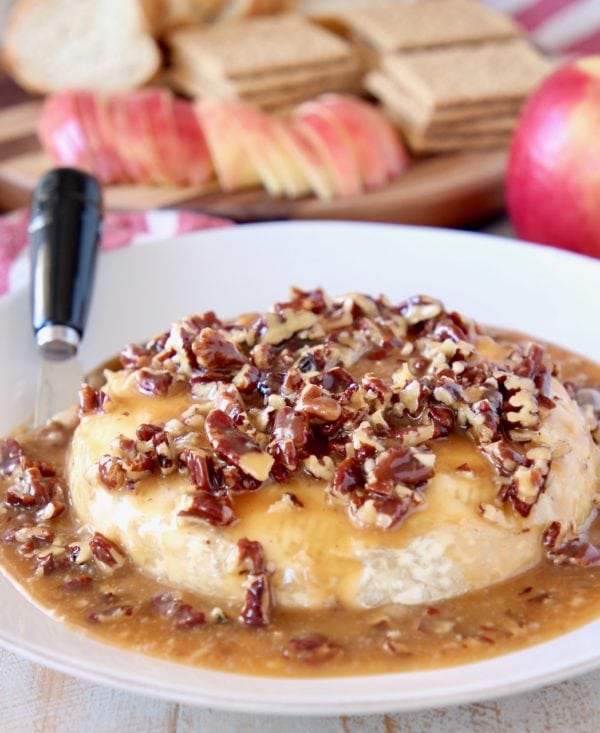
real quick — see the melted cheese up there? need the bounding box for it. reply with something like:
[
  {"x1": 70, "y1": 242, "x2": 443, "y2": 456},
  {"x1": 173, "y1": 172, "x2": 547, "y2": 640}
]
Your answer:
[{"x1": 67, "y1": 371, "x2": 600, "y2": 610}]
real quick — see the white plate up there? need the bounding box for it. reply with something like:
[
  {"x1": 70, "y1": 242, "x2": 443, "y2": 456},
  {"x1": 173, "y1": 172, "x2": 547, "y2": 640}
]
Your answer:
[{"x1": 1, "y1": 221, "x2": 599, "y2": 715}]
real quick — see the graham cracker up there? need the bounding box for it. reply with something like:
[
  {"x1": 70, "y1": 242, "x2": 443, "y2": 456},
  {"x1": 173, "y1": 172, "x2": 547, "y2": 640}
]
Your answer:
[
  {"x1": 365, "y1": 71, "x2": 521, "y2": 132},
  {"x1": 333, "y1": 0, "x2": 520, "y2": 53},
  {"x1": 169, "y1": 65, "x2": 362, "y2": 108},
  {"x1": 381, "y1": 40, "x2": 552, "y2": 112},
  {"x1": 404, "y1": 130, "x2": 511, "y2": 154},
  {"x1": 172, "y1": 45, "x2": 361, "y2": 94},
  {"x1": 166, "y1": 14, "x2": 356, "y2": 80}
]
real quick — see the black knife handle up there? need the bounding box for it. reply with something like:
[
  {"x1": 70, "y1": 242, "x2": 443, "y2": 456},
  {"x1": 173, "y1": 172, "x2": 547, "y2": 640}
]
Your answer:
[{"x1": 30, "y1": 168, "x2": 102, "y2": 356}]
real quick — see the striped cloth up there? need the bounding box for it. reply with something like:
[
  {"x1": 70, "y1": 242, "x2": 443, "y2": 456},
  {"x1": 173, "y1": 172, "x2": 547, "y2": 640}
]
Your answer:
[
  {"x1": 0, "y1": 209, "x2": 232, "y2": 297},
  {"x1": 486, "y1": 0, "x2": 600, "y2": 54}
]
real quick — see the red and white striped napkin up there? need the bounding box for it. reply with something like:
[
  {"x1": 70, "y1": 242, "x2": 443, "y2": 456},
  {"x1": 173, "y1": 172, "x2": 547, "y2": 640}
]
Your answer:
[
  {"x1": 487, "y1": 0, "x2": 600, "y2": 55},
  {"x1": 0, "y1": 209, "x2": 232, "y2": 297}
]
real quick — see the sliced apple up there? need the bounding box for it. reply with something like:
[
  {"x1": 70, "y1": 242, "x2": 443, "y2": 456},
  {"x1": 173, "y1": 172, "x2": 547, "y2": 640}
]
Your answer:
[
  {"x1": 320, "y1": 94, "x2": 409, "y2": 180},
  {"x1": 37, "y1": 92, "x2": 94, "y2": 171},
  {"x1": 173, "y1": 99, "x2": 213, "y2": 185},
  {"x1": 133, "y1": 89, "x2": 179, "y2": 184},
  {"x1": 276, "y1": 119, "x2": 336, "y2": 199},
  {"x1": 311, "y1": 95, "x2": 389, "y2": 190},
  {"x1": 90, "y1": 92, "x2": 132, "y2": 183},
  {"x1": 196, "y1": 99, "x2": 261, "y2": 192},
  {"x1": 107, "y1": 94, "x2": 153, "y2": 184},
  {"x1": 230, "y1": 103, "x2": 286, "y2": 197},
  {"x1": 294, "y1": 103, "x2": 363, "y2": 197},
  {"x1": 72, "y1": 90, "x2": 122, "y2": 183},
  {"x1": 136, "y1": 88, "x2": 188, "y2": 184}
]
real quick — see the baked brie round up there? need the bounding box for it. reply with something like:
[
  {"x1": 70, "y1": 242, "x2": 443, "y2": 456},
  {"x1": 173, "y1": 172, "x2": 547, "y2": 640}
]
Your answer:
[{"x1": 68, "y1": 291, "x2": 600, "y2": 618}]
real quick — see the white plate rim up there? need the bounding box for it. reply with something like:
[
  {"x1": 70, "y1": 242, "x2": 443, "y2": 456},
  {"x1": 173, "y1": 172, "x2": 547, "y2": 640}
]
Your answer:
[{"x1": 0, "y1": 220, "x2": 599, "y2": 715}]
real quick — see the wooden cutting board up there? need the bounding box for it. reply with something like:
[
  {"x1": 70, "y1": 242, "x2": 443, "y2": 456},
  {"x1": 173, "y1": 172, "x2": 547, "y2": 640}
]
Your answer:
[{"x1": 0, "y1": 100, "x2": 508, "y2": 225}]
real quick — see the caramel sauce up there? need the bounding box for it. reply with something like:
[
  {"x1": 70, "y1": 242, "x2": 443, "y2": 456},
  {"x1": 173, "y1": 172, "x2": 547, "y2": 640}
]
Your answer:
[{"x1": 0, "y1": 335, "x2": 599, "y2": 677}]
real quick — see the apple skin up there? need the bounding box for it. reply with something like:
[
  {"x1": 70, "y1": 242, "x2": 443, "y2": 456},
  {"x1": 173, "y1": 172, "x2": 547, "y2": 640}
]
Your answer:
[{"x1": 507, "y1": 57, "x2": 600, "y2": 258}]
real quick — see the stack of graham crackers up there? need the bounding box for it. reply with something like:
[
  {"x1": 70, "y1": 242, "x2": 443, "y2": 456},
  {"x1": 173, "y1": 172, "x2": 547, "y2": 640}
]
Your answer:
[
  {"x1": 331, "y1": 0, "x2": 552, "y2": 154},
  {"x1": 167, "y1": 13, "x2": 363, "y2": 111}
]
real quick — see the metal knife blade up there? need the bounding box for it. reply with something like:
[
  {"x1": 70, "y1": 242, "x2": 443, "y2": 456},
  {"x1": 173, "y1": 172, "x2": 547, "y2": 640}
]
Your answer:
[
  {"x1": 30, "y1": 168, "x2": 102, "y2": 428},
  {"x1": 34, "y1": 353, "x2": 83, "y2": 427}
]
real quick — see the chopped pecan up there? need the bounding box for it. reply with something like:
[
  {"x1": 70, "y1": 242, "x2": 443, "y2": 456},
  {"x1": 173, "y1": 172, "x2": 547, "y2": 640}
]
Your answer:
[
  {"x1": 239, "y1": 574, "x2": 272, "y2": 627},
  {"x1": 268, "y1": 407, "x2": 308, "y2": 471},
  {"x1": 87, "y1": 604, "x2": 133, "y2": 624},
  {"x1": 120, "y1": 342, "x2": 152, "y2": 369},
  {"x1": 428, "y1": 403, "x2": 455, "y2": 438},
  {"x1": 135, "y1": 368, "x2": 173, "y2": 397},
  {"x1": 543, "y1": 521, "x2": 562, "y2": 549},
  {"x1": 548, "y1": 536, "x2": 600, "y2": 567},
  {"x1": 397, "y1": 295, "x2": 442, "y2": 326},
  {"x1": 282, "y1": 634, "x2": 342, "y2": 664},
  {"x1": 78, "y1": 384, "x2": 106, "y2": 415},
  {"x1": 331, "y1": 456, "x2": 365, "y2": 496},
  {"x1": 98, "y1": 455, "x2": 126, "y2": 490},
  {"x1": 237, "y1": 538, "x2": 265, "y2": 574},
  {"x1": 89, "y1": 533, "x2": 126, "y2": 570},
  {"x1": 205, "y1": 409, "x2": 273, "y2": 481},
  {"x1": 63, "y1": 575, "x2": 93, "y2": 590},
  {"x1": 152, "y1": 593, "x2": 205, "y2": 629},
  {"x1": 0, "y1": 438, "x2": 23, "y2": 477},
  {"x1": 192, "y1": 327, "x2": 247, "y2": 379},
  {"x1": 178, "y1": 491, "x2": 235, "y2": 526},
  {"x1": 296, "y1": 384, "x2": 341, "y2": 423},
  {"x1": 367, "y1": 447, "x2": 434, "y2": 492}
]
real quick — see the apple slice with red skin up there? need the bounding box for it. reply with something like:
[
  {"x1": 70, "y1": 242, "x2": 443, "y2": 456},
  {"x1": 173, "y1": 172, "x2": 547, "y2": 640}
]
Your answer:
[
  {"x1": 196, "y1": 99, "x2": 261, "y2": 192},
  {"x1": 234, "y1": 107, "x2": 312, "y2": 198},
  {"x1": 72, "y1": 90, "x2": 123, "y2": 184},
  {"x1": 276, "y1": 119, "x2": 336, "y2": 199},
  {"x1": 294, "y1": 103, "x2": 363, "y2": 197},
  {"x1": 132, "y1": 89, "x2": 178, "y2": 184},
  {"x1": 38, "y1": 92, "x2": 95, "y2": 171},
  {"x1": 173, "y1": 99, "x2": 213, "y2": 185},
  {"x1": 231, "y1": 103, "x2": 286, "y2": 197},
  {"x1": 90, "y1": 92, "x2": 132, "y2": 183},
  {"x1": 311, "y1": 95, "x2": 392, "y2": 190},
  {"x1": 322, "y1": 94, "x2": 410, "y2": 180},
  {"x1": 107, "y1": 94, "x2": 154, "y2": 184},
  {"x1": 137, "y1": 88, "x2": 188, "y2": 185}
]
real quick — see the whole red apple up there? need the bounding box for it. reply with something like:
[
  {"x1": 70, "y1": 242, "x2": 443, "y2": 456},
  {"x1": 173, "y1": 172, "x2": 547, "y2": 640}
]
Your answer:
[{"x1": 507, "y1": 56, "x2": 600, "y2": 258}]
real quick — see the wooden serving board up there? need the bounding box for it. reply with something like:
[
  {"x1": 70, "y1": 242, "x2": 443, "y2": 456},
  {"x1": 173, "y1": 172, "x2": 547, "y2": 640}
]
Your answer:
[{"x1": 0, "y1": 100, "x2": 508, "y2": 226}]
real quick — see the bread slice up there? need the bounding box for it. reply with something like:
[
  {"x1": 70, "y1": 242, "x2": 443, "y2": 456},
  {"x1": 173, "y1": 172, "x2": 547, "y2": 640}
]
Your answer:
[{"x1": 3, "y1": 0, "x2": 162, "y2": 93}]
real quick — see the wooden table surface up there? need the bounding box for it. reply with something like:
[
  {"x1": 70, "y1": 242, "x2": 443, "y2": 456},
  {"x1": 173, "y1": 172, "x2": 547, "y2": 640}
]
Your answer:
[{"x1": 0, "y1": 72, "x2": 598, "y2": 733}]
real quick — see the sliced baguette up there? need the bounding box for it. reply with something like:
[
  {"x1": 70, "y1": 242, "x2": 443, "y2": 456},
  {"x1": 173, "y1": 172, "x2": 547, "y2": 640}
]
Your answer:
[{"x1": 3, "y1": 0, "x2": 161, "y2": 93}]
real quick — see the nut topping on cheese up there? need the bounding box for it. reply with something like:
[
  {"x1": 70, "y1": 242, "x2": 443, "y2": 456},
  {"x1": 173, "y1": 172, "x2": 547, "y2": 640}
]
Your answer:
[{"x1": 63, "y1": 289, "x2": 600, "y2": 618}]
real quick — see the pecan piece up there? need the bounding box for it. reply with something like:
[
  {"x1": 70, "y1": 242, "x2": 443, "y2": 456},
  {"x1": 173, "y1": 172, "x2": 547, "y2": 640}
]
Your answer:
[
  {"x1": 205, "y1": 409, "x2": 273, "y2": 481},
  {"x1": 296, "y1": 384, "x2": 341, "y2": 423},
  {"x1": 78, "y1": 384, "x2": 106, "y2": 415},
  {"x1": 192, "y1": 327, "x2": 247, "y2": 378},
  {"x1": 331, "y1": 457, "x2": 365, "y2": 496},
  {"x1": 135, "y1": 368, "x2": 173, "y2": 397},
  {"x1": 368, "y1": 447, "x2": 434, "y2": 492},
  {"x1": 237, "y1": 538, "x2": 265, "y2": 575},
  {"x1": 98, "y1": 455, "x2": 126, "y2": 490},
  {"x1": 89, "y1": 533, "x2": 126, "y2": 570},
  {"x1": 179, "y1": 491, "x2": 235, "y2": 526},
  {"x1": 0, "y1": 438, "x2": 23, "y2": 477},
  {"x1": 268, "y1": 407, "x2": 308, "y2": 471},
  {"x1": 282, "y1": 634, "x2": 342, "y2": 664},
  {"x1": 152, "y1": 593, "x2": 205, "y2": 629},
  {"x1": 239, "y1": 575, "x2": 272, "y2": 627},
  {"x1": 548, "y1": 537, "x2": 600, "y2": 567}
]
